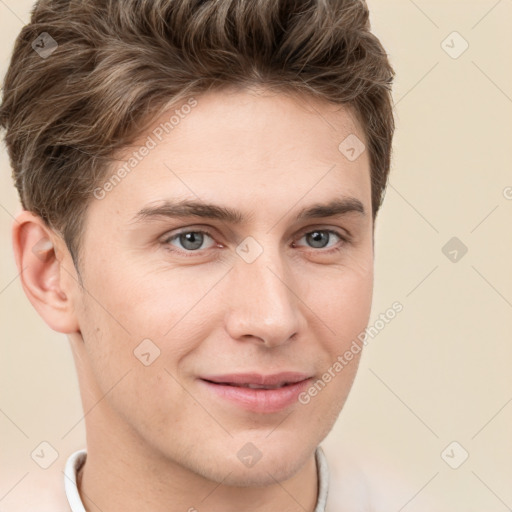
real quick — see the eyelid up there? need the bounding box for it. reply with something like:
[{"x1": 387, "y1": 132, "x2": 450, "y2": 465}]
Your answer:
[
  {"x1": 295, "y1": 224, "x2": 351, "y2": 240},
  {"x1": 160, "y1": 227, "x2": 219, "y2": 247},
  {"x1": 162, "y1": 223, "x2": 351, "y2": 240}
]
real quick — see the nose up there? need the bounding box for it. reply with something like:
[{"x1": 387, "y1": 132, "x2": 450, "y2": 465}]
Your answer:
[{"x1": 224, "y1": 242, "x2": 305, "y2": 348}]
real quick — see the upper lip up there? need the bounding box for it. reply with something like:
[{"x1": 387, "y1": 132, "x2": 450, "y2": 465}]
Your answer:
[{"x1": 200, "y1": 372, "x2": 312, "y2": 387}]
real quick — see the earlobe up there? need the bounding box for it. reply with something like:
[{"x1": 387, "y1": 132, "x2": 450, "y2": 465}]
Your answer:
[{"x1": 12, "y1": 211, "x2": 80, "y2": 334}]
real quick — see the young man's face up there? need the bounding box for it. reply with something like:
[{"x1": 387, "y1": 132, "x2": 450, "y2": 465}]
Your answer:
[{"x1": 69, "y1": 87, "x2": 374, "y2": 486}]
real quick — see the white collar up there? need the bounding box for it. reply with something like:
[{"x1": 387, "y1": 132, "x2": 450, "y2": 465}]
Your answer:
[
  {"x1": 64, "y1": 446, "x2": 329, "y2": 512},
  {"x1": 64, "y1": 449, "x2": 86, "y2": 512}
]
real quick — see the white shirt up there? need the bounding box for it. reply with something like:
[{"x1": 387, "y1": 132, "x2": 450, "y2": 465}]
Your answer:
[{"x1": 64, "y1": 446, "x2": 330, "y2": 512}]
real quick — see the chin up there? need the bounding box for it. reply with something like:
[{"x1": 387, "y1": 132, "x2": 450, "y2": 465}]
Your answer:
[
  {"x1": 216, "y1": 458, "x2": 304, "y2": 488},
  {"x1": 227, "y1": 441, "x2": 314, "y2": 487},
  {"x1": 178, "y1": 439, "x2": 312, "y2": 488}
]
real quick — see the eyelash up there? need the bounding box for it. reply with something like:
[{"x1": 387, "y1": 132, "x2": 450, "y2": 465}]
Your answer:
[{"x1": 161, "y1": 227, "x2": 351, "y2": 258}]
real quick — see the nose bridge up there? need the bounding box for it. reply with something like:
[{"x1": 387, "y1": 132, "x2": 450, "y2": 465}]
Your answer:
[{"x1": 226, "y1": 236, "x2": 302, "y2": 344}]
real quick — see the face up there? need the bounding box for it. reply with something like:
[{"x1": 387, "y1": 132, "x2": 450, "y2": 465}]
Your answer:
[{"x1": 70, "y1": 87, "x2": 374, "y2": 486}]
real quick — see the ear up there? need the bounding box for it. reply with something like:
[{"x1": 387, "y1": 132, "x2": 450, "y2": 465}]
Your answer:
[{"x1": 12, "y1": 210, "x2": 80, "y2": 334}]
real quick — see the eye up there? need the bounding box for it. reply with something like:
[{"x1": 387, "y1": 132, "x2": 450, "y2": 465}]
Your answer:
[
  {"x1": 294, "y1": 229, "x2": 348, "y2": 252},
  {"x1": 163, "y1": 230, "x2": 217, "y2": 253},
  {"x1": 161, "y1": 227, "x2": 350, "y2": 257}
]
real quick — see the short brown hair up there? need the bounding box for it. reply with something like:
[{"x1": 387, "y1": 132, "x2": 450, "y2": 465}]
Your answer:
[{"x1": 0, "y1": 0, "x2": 394, "y2": 269}]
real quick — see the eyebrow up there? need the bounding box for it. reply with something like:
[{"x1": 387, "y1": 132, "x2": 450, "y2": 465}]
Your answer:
[{"x1": 131, "y1": 196, "x2": 366, "y2": 225}]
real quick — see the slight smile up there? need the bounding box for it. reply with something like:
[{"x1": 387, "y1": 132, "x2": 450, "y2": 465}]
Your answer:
[{"x1": 199, "y1": 372, "x2": 314, "y2": 414}]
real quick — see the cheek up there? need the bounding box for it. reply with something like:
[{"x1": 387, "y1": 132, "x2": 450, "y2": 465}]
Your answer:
[
  {"x1": 76, "y1": 288, "x2": 191, "y2": 425},
  {"x1": 81, "y1": 253, "x2": 220, "y2": 345},
  {"x1": 74, "y1": 261, "x2": 220, "y2": 405},
  {"x1": 308, "y1": 261, "x2": 372, "y2": 398},
  {"x1": 315, "y1": 260, "x2": 374, "y2": 339}
]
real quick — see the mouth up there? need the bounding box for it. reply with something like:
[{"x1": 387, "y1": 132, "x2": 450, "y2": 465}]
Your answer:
[
  {"x1": 198, "y1": 372, "x2": 313, "y2": 413},
  {"x1": 204, "y1": 382, "x2": 291, "y2": 389}
]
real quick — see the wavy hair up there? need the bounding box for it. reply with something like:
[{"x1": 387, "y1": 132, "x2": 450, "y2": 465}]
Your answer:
[{"x1": 0, "y1": 0, "x2": 394, "y2": 267}]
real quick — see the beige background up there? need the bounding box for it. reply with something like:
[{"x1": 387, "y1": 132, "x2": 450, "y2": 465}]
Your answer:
[{"x1": 1, "y1": 1, "x2": 511, "y2": 510}]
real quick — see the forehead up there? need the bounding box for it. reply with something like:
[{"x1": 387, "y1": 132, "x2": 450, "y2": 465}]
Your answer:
[
  {"x1": 156, "y1": 87, "x2": 366, "y2": 165},
  {"x1": 88, "y1": 88, "x2": 371, "y2": 226}
]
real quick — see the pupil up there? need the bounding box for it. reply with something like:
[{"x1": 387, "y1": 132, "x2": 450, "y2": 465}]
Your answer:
[
  {"x1": 181, "y1": 232, "x2": 203, "y2": 250},
  {"x1": 309, "y1": 231, "x2": 328, "y2": 248}
]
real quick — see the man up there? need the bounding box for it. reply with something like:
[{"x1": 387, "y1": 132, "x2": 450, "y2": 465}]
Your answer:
[{"x1": 0, "y1": 0, "x2": 394, "y2": 510}]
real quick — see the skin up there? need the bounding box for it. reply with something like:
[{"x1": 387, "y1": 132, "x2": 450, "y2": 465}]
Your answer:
[{"x1": 13, "y1": 87, "x2": 375, "y2": 512}]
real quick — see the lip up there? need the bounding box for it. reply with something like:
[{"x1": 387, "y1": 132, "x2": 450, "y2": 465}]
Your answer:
[{"x1": 198, "y1": 372, "x2": 313, "y2": 413}]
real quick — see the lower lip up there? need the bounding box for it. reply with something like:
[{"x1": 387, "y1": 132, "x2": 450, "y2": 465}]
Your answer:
[{"x1": 199, "y1": 378, "x2": 312, "y2": 414}]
